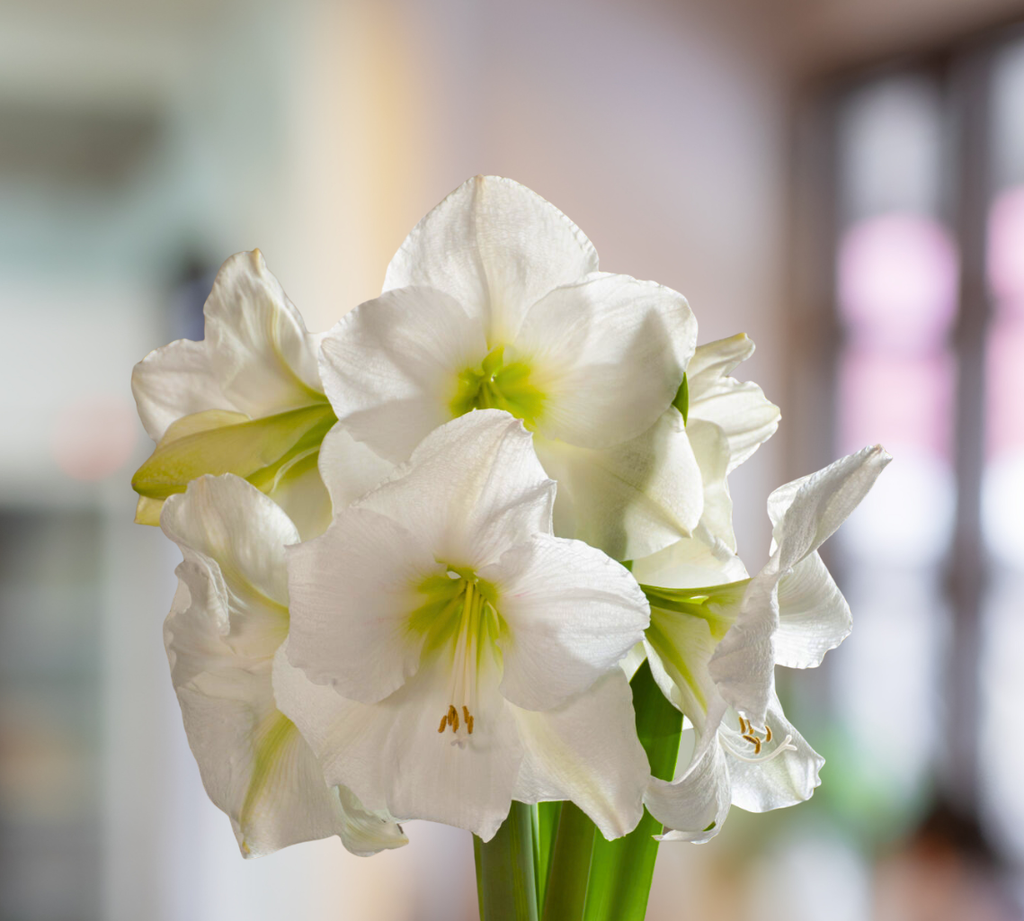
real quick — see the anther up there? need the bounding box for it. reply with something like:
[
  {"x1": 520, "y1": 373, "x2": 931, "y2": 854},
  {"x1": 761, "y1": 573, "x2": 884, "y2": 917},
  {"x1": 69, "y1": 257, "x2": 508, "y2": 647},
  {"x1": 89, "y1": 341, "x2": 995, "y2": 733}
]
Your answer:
[
  {"x1": 467, "y1": 715, "x2": 474, "y2": 734},
  {"x1": 438, "y1": 715, "x2": 447, "y2": 733},
  {"x1": 448, "y1": 705, "x2": 459, "y2": 732},
  {"x1": 764, "y1": 725, "x2": 772, "y2": 743}
]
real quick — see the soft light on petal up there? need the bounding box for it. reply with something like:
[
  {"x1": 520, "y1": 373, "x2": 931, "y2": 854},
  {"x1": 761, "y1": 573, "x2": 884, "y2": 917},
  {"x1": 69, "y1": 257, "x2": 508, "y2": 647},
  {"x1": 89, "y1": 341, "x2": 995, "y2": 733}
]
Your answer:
[
  {"x1": 512, "y1": 672, "x2": 648, "y2": 839},
  {"x1": 775, "y1": 553, "x2": 851, "y2": 669},
  {"x1": 727, "y1": 697, "x2": 823, "y2": 813},
  {"x1": 482, "y1": 533, "x2": 649, "y2": 711},
  {"x1": 383, "y1": 175, "x2": 599, "y2": 343},
  {"x1": 686, "y1": 334, "x2": 780, "y2": 472},
  {"x1": 537, "y1": 408, "x2": 703, "y2": 562},
  {"x1": 319, "y1": 286, "x2": 488, "y2": 462},
  {"x1": 516, "y1": 274, "x2": 696, "y2": 450}
]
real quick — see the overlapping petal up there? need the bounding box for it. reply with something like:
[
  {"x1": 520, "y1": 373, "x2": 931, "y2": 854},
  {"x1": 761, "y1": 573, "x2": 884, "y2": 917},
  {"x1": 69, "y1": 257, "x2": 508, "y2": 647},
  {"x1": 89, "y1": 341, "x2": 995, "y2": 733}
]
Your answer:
[
  {"x1": 515, "y1": 273, "x2": 696, "y2": 450},
  {"x1": 132, "y1": 250, "x2": 334, "y2": 538},
  {"x1": 686, "y1": 334, "x2": 780, "y2": 472},
  {"x1": 162, "y1": 475, "x2": 406, "y2": 858},
  {"x1": 536, "y1": 408, "x2": 703, "y2": 562}
]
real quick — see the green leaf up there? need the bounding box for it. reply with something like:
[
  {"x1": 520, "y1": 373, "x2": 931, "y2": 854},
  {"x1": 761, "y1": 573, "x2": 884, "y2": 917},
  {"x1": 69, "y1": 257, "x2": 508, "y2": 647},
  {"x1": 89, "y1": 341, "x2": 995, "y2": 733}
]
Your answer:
[
  {"x1": 540, "y1": 802, "x2": 595, "y2": 921},
  {"x1": 672, "y1": 373, "x2": 689, "y2": 426},
  {"x1": 582, "y1": 661, "x2": 683, "y2": 921},
  {"x1": 475, "y1": 801, "x2": 539, "y2": 921}
]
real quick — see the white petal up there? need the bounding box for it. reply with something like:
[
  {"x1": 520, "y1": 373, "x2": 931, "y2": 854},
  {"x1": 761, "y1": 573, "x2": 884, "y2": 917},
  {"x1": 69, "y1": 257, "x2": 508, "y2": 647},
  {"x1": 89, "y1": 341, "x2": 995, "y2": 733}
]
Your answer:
[
  {"x1": 767, "y1": 445, "x2": 892, "y2": 572},
  {"x1": 319, "y1": 286, "x2": 487, "y2": 462},
  {"x1": 174, "y1": 680, "x2": 405, "y2": 858},
  {"x1": 686, "y1": 334, "x2": 780, "y2": 472},
  {"x1": 384, "y1": 175, "x2": 599, "y2": 343},
  {"x1": 482, "y1": 533, "x2": 649, "y2": 711},
  {"x1": 512, "y1": 672, "x2": 648, "y2": 839},
  {"x1": 133, "y1": 250, "x2": 323, "y2": 441},
  {"x1": 285, "y1": 507, "x2": 438, "y2": 703},
  {"x1": 619, "y1": 642, "x2": 648, "y2": 681},
  {"x1": 707, "y1": 570, "x2": 780, "y2": 725},
  {"x1": 727, "y1": 697, "x2": 823, "y2": 813},
  {"x1": 353, "y1": 410, "x2": 555, "y2": 570},
  {"x1": 775, "y1": 553, "x2": 851, "y2": 669},
  {"x1": 161, "y1": 475, "x2": 294, "y2": 662},
  {"x1": 266, "y1": 456, "x2": 332, "y2": 541},
  {"x1": 317, "y1": 423, "x2": 396, "y2": 510},
  {"x1": 537, "y1": 408, "x2": 703, "y2": 562},
  {"x1": 516, "y1": 274, "x2": 696, "y2": 450},
  {"x1": 646, "y1": 706, "x2": 731, "y2": 844},
  {"x1": 274, "y1": 643, "x2": 523, "y2": 842},
  {"x1": 631, "y1": 525, "x2": 747, "y2": 591},
  {"x1": 687, "y1": 420, "x2": 737, "y2": 552}
]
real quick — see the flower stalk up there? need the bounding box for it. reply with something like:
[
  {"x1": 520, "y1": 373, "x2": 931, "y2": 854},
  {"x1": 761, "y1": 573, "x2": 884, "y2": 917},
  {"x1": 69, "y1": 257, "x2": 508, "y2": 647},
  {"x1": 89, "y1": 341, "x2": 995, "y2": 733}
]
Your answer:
[{"x1": 474, "y1": 802, "x2": 540, "y2": 921}]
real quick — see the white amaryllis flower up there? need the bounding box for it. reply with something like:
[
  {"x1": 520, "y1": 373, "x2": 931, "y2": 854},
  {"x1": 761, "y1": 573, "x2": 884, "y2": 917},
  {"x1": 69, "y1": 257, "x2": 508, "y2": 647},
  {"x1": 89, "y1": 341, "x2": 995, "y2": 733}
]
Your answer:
[
  {"x1": 630, "y1": 445, "x2": 891, "y2": 841},
  {"x1": 318, "y1": 175, "x2": 702, "y2": 561},
  {"x1": 162, "y1": 473, "x2": 407, "y2": 858},
  {"x1": 132, "y1": 250, "x2": 335, "y2": 539},
  {"x1": 274, "y1": 409, "x2": 651, "y2": 842}
]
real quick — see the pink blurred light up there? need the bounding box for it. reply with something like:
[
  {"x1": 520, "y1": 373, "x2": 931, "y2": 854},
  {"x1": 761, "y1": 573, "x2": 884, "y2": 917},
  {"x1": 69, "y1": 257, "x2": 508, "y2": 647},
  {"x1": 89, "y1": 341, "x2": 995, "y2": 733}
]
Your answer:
[
  {"x1": 838, "y1": 348, "x2": 956, "y2": 460},
  {"x1": 987, "y1": 185, "x2": 1024, "y2": 313},
  {"x1": 986, "y1": 315, "x2": 1024, "y2": 459},
  {"x1": 837, "y1": 213, "x2": 959, "y2": 351},
  {"x1": 51, "y1": 395, "x2": 138, "y2": 481}
]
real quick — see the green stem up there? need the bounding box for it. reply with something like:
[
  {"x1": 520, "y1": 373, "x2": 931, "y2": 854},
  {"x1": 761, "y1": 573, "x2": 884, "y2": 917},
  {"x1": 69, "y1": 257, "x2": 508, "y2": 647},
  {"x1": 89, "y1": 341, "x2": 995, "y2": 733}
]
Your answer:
[
  {"x1": 583, "y1": 661, "x2": 683, "y2": 921},
  {"x1": 536, "y1": 801, "x2": 563, "y2": 909},
  {"x1": 540, "y1": 802, "x2": 596, "y2": 921},
  {"x1": 474, "y1": 801, "x2": 539, "y2": 921}
]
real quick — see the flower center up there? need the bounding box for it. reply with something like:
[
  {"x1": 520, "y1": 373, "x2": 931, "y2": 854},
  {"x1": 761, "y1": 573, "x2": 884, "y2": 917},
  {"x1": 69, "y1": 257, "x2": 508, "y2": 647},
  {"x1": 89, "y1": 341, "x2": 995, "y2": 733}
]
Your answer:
[
  {"x1": 449, "y1": 345, "x2": 545, "y2": 428},
  {"x1": 410, "y1": 567, "x2": 502, "y2": 743},
  {"x1": 720, "y1": 714, "x2": 797, "y2": 764}
]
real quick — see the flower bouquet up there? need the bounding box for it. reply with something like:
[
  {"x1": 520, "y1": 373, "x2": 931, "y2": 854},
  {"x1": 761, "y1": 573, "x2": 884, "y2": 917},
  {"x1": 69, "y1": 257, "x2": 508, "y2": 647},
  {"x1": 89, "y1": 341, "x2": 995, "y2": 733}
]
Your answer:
[{"x1": 131, "y1": 176, "x2": 889, "y2": 920}]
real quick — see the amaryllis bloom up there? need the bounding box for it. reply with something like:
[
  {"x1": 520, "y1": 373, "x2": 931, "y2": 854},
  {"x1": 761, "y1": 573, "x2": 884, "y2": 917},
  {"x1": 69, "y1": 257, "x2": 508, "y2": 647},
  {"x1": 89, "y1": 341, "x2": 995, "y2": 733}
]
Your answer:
[
  {"x1": 274, "y1": 410, "x2": 651, "y2": 841},
  {"x1": 318, "y1": 176, "x2": 702, "y2": 561},
  {"x1": 132, "y1": 250, "x2": 335, "y2": 539},
  {"x1": 629, "y1": 445, "x2": 890, "y2": 840},
  {"x1": 161, "y1": 474, "x2": 407, "y2": 857}
]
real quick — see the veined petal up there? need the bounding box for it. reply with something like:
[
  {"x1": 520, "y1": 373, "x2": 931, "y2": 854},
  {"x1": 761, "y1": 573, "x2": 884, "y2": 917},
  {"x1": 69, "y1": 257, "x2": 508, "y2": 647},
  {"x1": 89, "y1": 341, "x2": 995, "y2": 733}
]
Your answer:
[
  {"x1": 317, "y1": 423, "x2": 396, "y2": 511},
  {"x1": 516, "y1": 274, "x2": 696, "y2": 450},
  {"x1": 707, "y1": 570, "x2": 780, "y2": 725},
  {"x1": 161, "y1": 475, "x2": 295, "y2": 662},
  {"x1": 726, "y1": 696, "x2": 823, "y2": 813},
  {"x1": 319, "y1": 286, "x2": 488, "y2": 462},
  {"x1": 686, "y1": 334, "x2": 780, "y2": 472},
  {"x1": 132, "y1": 250, "x2": 323, "y2": 441},
  {"x1": 481, "y1": 533, "x2": 649, "y2": 711},
  {"x1": 536, "y1": 408, "x2": 703, "y2": 562},
  {"x1": 646, "y1": 706, "x2": 731, "y2": 844},
  {"x1": 512, "y1": 672, "x2": 648, "y2": 839},
  {"x1": 285, "y1": 507, "x2": 438, "y2": 703},
  {"x1": 384, "y1": 175, "x2": 599, "y2": 343},
  {"x1": 352, "y1": 410, "x2": 555, "y2": 570},
  {"x1": 775, "y1": 552, "x2": 850, "y2": 669},
  {"x1": 274, "y1": 643, "x2": 524, "y2": 842},
  {"x1": 767, "y1": 445, "x2": 892, "y2": 572}
]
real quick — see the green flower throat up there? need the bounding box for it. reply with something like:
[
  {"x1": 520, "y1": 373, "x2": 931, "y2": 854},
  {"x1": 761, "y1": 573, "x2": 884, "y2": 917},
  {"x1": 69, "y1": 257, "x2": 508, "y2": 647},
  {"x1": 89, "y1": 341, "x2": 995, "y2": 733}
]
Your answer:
[{"x1": 450, "y1": 345, "x2": 545, "y2": 429}]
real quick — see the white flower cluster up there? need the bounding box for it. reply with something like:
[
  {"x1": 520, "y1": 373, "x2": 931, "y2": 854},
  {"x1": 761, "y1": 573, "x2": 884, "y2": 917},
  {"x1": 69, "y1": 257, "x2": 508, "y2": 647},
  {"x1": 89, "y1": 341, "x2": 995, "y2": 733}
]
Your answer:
[{"x1": 132, "y1": 176, "x2": 889, "y2": 858}]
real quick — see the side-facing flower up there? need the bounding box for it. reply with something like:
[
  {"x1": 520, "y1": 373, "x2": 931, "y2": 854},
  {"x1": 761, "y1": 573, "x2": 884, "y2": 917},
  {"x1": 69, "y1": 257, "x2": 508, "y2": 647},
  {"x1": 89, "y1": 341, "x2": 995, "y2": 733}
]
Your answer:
[
  {"x1": 132, "y1": 250, "x2": 335, "y2": 539},
  {"x1": 318, "y1": 176, "x2": 702, "y2": 561},
  {"x1": 630, "y1": 445, "x2": 890, "y2": 841},
  {"x1": 275, "y1": 409, "x2": 652, "y2": 842},
  {"x1": 162, "y1": 473, "x2": 407, "y2": 858}
]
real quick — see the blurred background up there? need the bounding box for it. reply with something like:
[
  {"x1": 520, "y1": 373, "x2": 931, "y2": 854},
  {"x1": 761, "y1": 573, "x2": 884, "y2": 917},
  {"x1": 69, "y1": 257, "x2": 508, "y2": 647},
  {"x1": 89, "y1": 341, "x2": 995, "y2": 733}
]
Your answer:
[{"x1": 1, "y1": 0, "x2": 1024, "y2": 918}]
